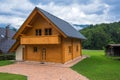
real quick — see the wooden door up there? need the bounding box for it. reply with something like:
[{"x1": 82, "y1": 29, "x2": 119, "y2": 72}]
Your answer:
[{"x1": 41, "y1": 48, "x2": 46, "y2": 62}]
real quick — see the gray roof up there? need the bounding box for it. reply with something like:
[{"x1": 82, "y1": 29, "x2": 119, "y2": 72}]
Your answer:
[
  {"x1": 37, "y1": 7, "x2": 86, "y2": 39},
  {"x1": 0, "y1": 28, "x2": 16, "y2": 53}
]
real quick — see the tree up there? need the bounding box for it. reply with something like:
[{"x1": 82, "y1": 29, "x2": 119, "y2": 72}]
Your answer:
[{"x1": 80, "y1": 21, "x2": 120, "y2": 49}]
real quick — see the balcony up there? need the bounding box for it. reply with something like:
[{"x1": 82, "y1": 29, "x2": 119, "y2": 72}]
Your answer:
[{"x1": 20, "y1": 35, "x2": 61, "y2": 45}]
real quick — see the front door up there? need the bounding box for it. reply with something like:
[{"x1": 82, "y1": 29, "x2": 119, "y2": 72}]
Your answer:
[{"x1": 41, "y1": 48, "x2": 46, "y2": 62}]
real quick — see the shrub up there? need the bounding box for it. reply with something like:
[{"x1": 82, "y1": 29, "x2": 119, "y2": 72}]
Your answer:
[{"x1": 0, "y1": 54, "x2": 15, "y2": 60}]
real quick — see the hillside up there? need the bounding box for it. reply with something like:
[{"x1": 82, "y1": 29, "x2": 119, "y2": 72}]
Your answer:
[
  {"x1": 80, "y1": 21, "x2": 120, "y2": 49},
  {"x1": 73, "y1": 24, "x2": 89, "y2": 30}
]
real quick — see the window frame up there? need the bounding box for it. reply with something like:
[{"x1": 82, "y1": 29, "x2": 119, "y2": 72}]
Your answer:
[
  {"x1": 45, "y1": 28, "x2": 52, "y2": 35},
  {"x1": 35, "y1": 29, "x2": 42, "y2": 36},
  {"x1": 33, "y1": 47, "x2": 38, "y2": 52}
]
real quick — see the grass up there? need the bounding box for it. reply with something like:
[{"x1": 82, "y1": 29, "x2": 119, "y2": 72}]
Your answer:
[
  {"x1": 0, "y1": 60, "x2": 27, "y2": 80},
  {"x1": 0, "y1": 73, "x2": 27, "y2": 80},
  {"x1": 71, "y1": 50, "x2": 120, "y2": 80},
  {"x1": 0, "y1": 60, "x2": 14, "y2": 66}
]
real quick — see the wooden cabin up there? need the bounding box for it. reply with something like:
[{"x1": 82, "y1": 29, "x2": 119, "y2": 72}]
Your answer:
[
  {"x1": 105, "y1": 44, "x2": 120, "y2": 56},
  {"x1": 9, "y1": 7, "x2": 86, "y2": 63}
]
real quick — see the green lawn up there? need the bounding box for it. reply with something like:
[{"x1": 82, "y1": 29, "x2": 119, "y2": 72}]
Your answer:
[
  {"x1": 71, "y1": 50, "x2": 120, "y2": 80},
  {"x1": 0, "y1": 60, "x2": 14, "y2": 66},
  {"x1": 0, "y1": 73, "x2": 27, "y2": 80},
  {"x1": 0, "y1": 60, "x2": 27, "y2": 80}
]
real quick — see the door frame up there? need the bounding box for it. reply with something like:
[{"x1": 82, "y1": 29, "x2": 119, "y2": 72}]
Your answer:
[{"x1": 41, "y1": 48, "x2": 46, "y2": 62}]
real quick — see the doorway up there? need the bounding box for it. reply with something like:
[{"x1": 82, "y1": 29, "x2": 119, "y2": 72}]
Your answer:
[{"x1": 41, "y1": 48, "x2": 46, "y2": 63}]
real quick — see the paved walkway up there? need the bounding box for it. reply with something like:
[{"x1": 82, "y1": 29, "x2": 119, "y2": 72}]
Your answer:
[
  {"x1": 0, "y1": 56, "x2": 89, "y2": 80},
  {"x1": 20, "y1": 56, "x2": 87, "y2": 68}
]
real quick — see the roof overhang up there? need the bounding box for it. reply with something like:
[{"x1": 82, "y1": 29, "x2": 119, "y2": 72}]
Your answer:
[
  {"x1": 107, "y1": 44, "x2": 120, "y2": 47},
  {"x1": 13, "y1": 7, "x2": 67, "y2": 40}
]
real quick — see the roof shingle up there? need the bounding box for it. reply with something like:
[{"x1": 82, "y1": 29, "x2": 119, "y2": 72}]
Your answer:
[
  {"x1": 37, "y1": 7, "x2": 86, "y2": 39},
  {"x1": 0, "y1": 28, "x2": 16, "y2": 53}
]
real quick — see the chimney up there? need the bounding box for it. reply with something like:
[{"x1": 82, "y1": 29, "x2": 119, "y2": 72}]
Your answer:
[{"x1": 5, "y1": 24, "x2": 10, "y2": 38}]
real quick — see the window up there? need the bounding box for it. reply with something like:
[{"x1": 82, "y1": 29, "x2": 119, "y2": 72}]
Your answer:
[
  {"x1": 68, "y1": 46, "x2": 72, "y2": 53},
  {"x1": 33, "y1": 47, "x2": 38, "y2": 52},
  {"x1": 35, "y1": 29, "x2": 41, "y2": 36},
  {"x1": 76, "y1": 45, "x2": 78, "y2": 52},
  {"x1": 45, "y1": 28, "x2": 52, "y2": 35}
]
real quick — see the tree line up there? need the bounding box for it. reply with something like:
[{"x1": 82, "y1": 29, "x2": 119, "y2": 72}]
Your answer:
[{"x1": 80, "y1": 21, "x2": 120, "y2": 50}]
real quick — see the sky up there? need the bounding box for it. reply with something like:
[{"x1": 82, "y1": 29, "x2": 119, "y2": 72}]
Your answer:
[{"x1": 0, "y1": 0, "x2": 120, "y2": 29}]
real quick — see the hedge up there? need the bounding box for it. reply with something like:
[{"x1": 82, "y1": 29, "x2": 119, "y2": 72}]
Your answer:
[{"x1": 0, "y1": 54, "x2": 15, "y2": 60}]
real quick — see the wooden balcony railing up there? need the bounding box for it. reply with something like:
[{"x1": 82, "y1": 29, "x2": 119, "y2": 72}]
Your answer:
[{"x1": 20, "y1": 35, "x2": 61, "y2": 44}]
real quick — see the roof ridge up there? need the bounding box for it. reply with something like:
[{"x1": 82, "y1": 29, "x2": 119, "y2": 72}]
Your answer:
[
  {"x1": 36, "y1": 7, "x2": 71, "y2": 25},
  {"x1": 36, "y1": 7, "x2": 86, "y2": 39}
]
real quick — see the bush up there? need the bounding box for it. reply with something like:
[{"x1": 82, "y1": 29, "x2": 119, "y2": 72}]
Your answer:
[{"x1": 0, "y1": 54, "x2": 15, "y2": 60}]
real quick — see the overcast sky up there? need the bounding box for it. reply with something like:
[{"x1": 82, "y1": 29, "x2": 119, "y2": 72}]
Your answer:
[{"x1": 0, "y1": 0, "x2": 120, "y2": 29}]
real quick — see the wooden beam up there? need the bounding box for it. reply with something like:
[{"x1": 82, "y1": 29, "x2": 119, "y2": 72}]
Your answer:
[
  {"x1": 61, "y1": 37, "x2": 65, "y2": 63},
  {"x1": 9, "y1": 41, "x2": 20, "y2": 52},
  {"x1": 19, "y1": 34, "x2": 25, "y2": 36},
  {"x1": 36, "y1": 10, "x2": 67, "y2": 38},
  {"x1": 26, "y1": 25, "x2": 33, "y2": 28},
  {"x1": 72, "y1": 38, "x2": 74, "y2": 60},
  {"x1": 80, "y1": 40, "x2": 82, "y2": 56},
  {"x1": 13, "y1": 7, "x2": 37, "y2": 39}
]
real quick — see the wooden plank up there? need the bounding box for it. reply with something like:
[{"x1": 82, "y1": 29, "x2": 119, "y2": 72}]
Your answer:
[
  {"x1": 37, "y1": 10, "x2": 67, "y2": 38},
  {"x1": 20, "y1": 35, "x2": 61, "y2": 44},
  {"x1": 13, "y1": 8, "x2": 38, "y2": 39},
  {"x1": 26, "y1": 25, "x2": 33, "y2": 28},
  {"x1": 71, "y1": 38, "x2": 74, "y2": 60},
  {"x1": 9, "y1": 41, "x2": 20, "y2": 52},
  {"x1": 61, "y1": 37, "x2": 65, "y2": 63}
]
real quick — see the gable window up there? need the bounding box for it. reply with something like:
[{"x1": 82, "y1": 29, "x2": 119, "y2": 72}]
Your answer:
[
  {"x1": 76, "y1": 45, "x2": 78, "y2": 52},
  {"x1": 33, "y1": 47, "x2": 38, "y2": 52},
  {"x1": 45, "y1": 28, "x2": 52, "y2": 35},
  {"x1": 68, "y1": 46, "x2": 72, "y2": 53},
  {"x1": 36, "y1": 29, "x2": 41, "y2": 36}
]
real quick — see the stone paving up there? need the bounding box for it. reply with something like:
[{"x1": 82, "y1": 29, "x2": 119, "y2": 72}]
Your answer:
[{"x1": 0, "y1": 56, "x2": 89, "y2": 80}]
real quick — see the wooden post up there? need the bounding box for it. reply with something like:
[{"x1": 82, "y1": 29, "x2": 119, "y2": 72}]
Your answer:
[
  {"x1": 72, "y1": 39, "x2": 74, "y2": 60},
  {"x1": 61, "y1": 37, "x2": 65, "y2": 63}
]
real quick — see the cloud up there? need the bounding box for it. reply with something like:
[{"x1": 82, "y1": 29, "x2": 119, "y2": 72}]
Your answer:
[
  {"x1": 0, "y1": 0, "x2": 34, "y2": 12},
  {"x1": 0, "y1": 0, "x2": 35, "y2": 28},
  {"x1": 37, "y1": 0, "x2": 112, "y2": 24},
  {"x1": 0, "y1": 0, "x2": 119, "y2": 29},
  {"x1": 0, "y1": 15, "x2": 25, "y2": 28}
]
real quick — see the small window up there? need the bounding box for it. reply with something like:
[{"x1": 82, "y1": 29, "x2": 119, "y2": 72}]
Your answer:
[
  {"x1": 76, "y1": 45, "x2": 78, "y2": 52},
  {"x1": 33, "y1": 47, "x2": 38, "y2": 52},
  {"x1": 45, "y1": 28, "x2": 52, "y2": 35},
  {"x1": 68, "y1": 46, "x2": 72, "y2": 53},
  {"x1": 36, "y1": 29, "x2": 41, "y2": 36}
]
